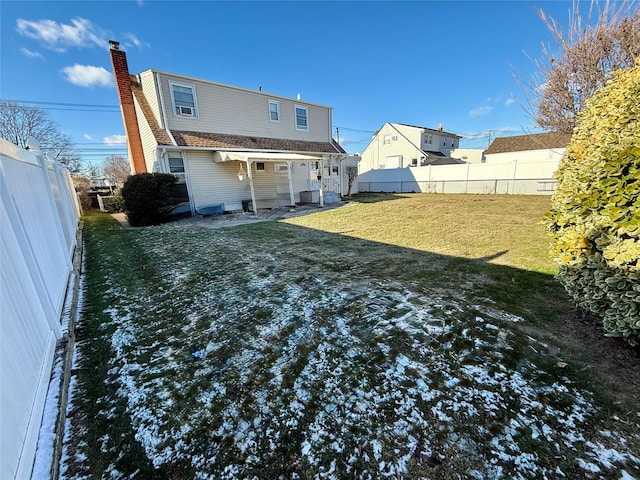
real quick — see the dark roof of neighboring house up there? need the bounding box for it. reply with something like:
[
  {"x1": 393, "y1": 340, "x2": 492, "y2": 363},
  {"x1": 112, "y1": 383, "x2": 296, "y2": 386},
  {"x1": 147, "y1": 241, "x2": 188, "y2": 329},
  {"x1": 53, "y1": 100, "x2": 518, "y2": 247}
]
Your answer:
[
  {"x1": 424, "y1": 157, "x2": 467, "y2": 166},
  {"x1": 171, "y1": 130, "x2": 347, "y2": 154},
  {"x1": 393, "y1": 122, "x2": 462, "y2": 139},
  {"x1": 425, "y1": 150, "x2": 446, "y2": 157},
  {"x1": 485, "y1": 132, "x2": 571, "y2": 154}
]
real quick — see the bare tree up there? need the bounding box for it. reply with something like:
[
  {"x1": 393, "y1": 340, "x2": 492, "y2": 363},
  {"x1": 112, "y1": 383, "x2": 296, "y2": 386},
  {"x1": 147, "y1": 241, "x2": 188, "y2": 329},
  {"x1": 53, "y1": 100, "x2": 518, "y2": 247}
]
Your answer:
[
  {"x1": 345, "y1": 166, "x2": 358, "y2": 196},
  {"x1": 103, "y1": 155, "x2": 131, "y2": 187},
  {"x1": 517, "y1": 0, "x2": 640, "y2": 133},
  {"x1": 0, "y1": 100, "x2": 80, "y2": 168}
]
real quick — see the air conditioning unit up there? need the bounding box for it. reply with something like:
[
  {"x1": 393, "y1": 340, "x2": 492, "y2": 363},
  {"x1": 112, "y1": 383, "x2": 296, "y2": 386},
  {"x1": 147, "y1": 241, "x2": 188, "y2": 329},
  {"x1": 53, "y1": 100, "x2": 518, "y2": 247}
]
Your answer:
[{"x1": 177, "y1": 105, "x2": 194, "y2": 116}]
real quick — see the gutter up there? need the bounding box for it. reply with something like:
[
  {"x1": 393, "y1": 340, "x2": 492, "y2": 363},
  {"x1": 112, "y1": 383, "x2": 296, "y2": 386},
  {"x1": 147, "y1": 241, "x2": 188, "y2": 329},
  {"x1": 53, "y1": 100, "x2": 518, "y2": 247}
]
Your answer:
[{"x1": 160, "y1": 145, "x2": 345, "y2": 156}]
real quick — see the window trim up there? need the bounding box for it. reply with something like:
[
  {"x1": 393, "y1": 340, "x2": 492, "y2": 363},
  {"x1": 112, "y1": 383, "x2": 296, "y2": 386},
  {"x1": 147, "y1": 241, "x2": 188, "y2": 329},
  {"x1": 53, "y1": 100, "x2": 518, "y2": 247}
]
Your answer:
[
  {"x1": 255, "y1": 162, "x2": 266, "y2": 173},
  {"x1": 169, "y1": 81, "x2": 199, "y2": 118},
  {"x1": 167, "y1": 153, "x2": 186, "y2": 183},
  {"x1": 295, "y1": 105, "x2": 309, "y2": 131},
  {"x1": 274, "y1": 163, "x2": 289, "y2": 175},
  {"x1": 268, "y1": 100, "x2": 280, "y2": 122}
]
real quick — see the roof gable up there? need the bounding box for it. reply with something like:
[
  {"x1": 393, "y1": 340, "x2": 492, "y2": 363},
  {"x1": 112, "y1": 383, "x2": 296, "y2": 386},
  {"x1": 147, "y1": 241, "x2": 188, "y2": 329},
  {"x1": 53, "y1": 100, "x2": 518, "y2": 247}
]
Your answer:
[{"x1": 485, "y1": 132, "x2": 571, "y2": 154}]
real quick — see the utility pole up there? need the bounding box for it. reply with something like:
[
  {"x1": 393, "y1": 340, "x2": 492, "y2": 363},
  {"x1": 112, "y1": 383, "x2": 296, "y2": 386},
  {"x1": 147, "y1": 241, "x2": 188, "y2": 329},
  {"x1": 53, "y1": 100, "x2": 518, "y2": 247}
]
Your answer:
[
  {"x1": 487, "y1": 130, "x2": 492, "y2": 149},
  {"x1": 335, "y1": 127, "x2": 339, "y2": 143}
]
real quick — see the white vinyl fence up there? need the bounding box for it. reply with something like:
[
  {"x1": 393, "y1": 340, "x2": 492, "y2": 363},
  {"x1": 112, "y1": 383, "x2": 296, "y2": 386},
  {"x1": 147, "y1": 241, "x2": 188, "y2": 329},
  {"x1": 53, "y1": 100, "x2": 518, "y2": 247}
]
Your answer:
[
  {"x1": 358, "y1": 159, "x2": 561, "y2": 195},
  {"x1": 0, "y1": 139, "x2": 80, "y2": 480}
]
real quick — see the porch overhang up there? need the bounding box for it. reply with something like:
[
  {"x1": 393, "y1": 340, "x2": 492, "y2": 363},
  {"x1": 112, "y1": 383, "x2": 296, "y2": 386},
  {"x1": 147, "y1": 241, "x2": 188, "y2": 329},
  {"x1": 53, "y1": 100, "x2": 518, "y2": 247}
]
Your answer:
[{"x1": 213, "y1": 151, "x2": 323, "y2": 163}]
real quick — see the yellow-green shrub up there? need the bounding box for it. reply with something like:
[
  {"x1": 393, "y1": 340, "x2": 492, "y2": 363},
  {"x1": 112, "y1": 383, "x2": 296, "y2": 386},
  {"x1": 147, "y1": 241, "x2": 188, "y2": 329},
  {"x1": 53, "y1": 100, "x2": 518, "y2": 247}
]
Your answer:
[{"x1": 546, "y1": 62, "x2": 640, "y2": 345}]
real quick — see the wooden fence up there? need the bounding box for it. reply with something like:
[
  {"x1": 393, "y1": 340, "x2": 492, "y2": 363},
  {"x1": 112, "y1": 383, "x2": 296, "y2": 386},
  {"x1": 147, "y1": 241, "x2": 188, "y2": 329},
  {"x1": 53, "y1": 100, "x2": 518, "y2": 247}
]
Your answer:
[{"x1": 0, "y1": 139, "x2": 80, "y2": 480}]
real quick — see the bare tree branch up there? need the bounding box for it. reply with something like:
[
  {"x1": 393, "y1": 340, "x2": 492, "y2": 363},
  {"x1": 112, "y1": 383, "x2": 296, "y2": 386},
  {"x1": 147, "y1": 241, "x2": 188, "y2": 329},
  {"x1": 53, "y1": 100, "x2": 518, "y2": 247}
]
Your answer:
[
  {"x1": 0, "y1": 99, "x2": 81, "y2": 166},
  {"x1": 515, "y1": 0, "x2": 640, "y2": 133},
  {"x1": 103, "y1": 155, "x2": 131, "y2": 187}
]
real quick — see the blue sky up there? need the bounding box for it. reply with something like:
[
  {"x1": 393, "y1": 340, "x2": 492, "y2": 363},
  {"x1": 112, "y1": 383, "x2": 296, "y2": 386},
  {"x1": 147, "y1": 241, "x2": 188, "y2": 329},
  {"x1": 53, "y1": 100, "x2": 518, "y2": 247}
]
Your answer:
[{"x1": 1, "y1": 0, "x2": 576, "y2": 165}]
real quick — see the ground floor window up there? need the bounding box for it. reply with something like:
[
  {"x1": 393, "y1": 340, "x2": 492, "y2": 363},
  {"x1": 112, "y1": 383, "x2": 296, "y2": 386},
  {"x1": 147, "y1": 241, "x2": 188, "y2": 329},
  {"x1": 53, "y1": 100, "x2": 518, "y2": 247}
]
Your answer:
[{"x1": 168, "y1": 154, "x2": 186, "y2": 183}]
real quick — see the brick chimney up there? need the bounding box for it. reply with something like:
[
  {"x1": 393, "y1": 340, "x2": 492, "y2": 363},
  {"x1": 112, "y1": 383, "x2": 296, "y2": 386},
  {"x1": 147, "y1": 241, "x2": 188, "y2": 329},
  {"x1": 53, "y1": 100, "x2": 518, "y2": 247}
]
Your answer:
[{"x1": 109, "y1": 40, "x2": 147, "y2": 174}]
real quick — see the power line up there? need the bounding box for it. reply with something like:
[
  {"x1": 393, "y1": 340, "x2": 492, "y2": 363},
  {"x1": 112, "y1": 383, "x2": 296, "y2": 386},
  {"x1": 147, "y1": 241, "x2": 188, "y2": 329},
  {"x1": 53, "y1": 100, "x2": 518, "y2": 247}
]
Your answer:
[{"x1": 3, "y1": 99, "x2": 119, "y2": 109}]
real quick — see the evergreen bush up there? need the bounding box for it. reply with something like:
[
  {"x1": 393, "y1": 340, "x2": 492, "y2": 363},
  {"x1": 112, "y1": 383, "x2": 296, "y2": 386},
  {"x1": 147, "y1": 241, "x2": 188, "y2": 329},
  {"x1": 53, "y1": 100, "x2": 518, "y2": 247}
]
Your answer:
[
  {"x1": 121, "y1": 173, "x2": 179, "y2": 227},
  {"x1": 545, "y1": 62, "x2": 640, "y2": 345}
]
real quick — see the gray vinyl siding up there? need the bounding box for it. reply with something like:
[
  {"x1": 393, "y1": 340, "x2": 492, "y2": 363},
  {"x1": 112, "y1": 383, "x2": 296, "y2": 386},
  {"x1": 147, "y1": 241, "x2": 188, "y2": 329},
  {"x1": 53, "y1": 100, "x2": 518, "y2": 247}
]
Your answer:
[
  {"x1": 249, "y1": 162, "x2": 309, "y2": 206},
  {"x1": 185, "y1": 152, "x2": 251, "y2": 211},
  {"x1": 155, "y1": 71, "x2": 331, "y2": 143},
  {"x1": 138, "y1": 70, "x2": 163, "y2": 128},
  {"x1": 133, "y1": 97, "x2": 160, "y2": 172},
  {"x1": 185, "y1": 151, "x2": 313, "y2": 211}
]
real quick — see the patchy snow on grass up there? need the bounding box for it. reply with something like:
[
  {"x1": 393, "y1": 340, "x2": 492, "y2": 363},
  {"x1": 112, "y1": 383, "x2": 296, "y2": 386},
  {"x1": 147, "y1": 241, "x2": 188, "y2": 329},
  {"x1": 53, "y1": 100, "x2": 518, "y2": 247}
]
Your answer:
[{"x1": 63, "y1": 225, "x2": 640, "y2": 479}]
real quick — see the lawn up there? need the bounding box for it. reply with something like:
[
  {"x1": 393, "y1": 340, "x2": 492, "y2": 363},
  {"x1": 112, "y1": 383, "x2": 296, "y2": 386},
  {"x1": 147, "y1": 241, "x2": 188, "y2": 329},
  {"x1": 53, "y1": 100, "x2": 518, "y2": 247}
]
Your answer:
[{"x1": 60, "y1": 194, "x2": 640, "y2": 479}]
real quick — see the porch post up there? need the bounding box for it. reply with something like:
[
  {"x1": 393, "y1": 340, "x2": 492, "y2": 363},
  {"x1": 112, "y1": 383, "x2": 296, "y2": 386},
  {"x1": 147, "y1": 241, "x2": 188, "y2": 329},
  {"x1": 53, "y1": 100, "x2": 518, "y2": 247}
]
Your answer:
[
  {"x1": 319, "y1": 156, "x2": 325, "y2": 207},
  {"x1": 246, "y1": 159, "x2": 258, "y2": 216},
  {"x1": 286, "y1": 161, "x2": 295, "y2": 206}
]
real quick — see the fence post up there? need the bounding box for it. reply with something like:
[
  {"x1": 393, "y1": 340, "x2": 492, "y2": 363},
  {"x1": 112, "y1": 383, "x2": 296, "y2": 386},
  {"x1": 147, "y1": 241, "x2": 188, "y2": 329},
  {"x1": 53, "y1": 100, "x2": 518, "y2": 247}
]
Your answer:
[{"x1": 465, "y1": 163, "x2": 470, "y2": 194}]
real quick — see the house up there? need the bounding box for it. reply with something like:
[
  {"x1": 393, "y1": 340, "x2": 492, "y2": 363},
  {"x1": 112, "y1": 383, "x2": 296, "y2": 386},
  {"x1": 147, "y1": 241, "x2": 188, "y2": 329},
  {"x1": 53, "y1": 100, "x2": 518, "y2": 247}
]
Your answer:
[
  {"x1": 484, "y1": 132, "x2": 571, "y2": 164},
  {"x1": 358, "y1": 122, "x2": 467, "y2": 173},
  {"x1": 109, "y1": 41, "x2": 346, "y2": 215}
]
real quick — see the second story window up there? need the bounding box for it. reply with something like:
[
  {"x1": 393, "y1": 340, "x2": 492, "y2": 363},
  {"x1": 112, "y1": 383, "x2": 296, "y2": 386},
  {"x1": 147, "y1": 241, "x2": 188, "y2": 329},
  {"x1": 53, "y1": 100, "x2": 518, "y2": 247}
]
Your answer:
[
  {"x1": 269, "y1": 100, "x2": 280, "y2": 122},
  {"x1": 295, "y1": 106, "x2": 308, "y2": 131},
  {"x1": 383, "y1": 135, "x2": 391, "y2": 145},
  {"x1": 170, "y1": 82, "x2": 198, "y2": 117}
]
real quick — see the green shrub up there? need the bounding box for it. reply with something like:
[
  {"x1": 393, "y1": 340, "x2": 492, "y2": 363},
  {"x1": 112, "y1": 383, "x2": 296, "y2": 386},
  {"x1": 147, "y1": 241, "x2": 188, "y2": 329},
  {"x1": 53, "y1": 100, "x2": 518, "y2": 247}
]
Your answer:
[
  {"x1": 545, "y1": 62, "x2": 640, "y2": 345},
  {"x1": 121, "y1": 173, "x2": 179, "y2": 226}
]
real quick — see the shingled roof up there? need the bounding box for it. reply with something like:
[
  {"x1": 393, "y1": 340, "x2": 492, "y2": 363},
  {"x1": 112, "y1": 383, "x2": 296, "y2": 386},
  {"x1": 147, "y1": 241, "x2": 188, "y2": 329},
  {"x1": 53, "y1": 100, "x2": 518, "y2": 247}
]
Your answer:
[
  {"x1": 130, "y1": 75, "x2": 174, "y2": 146},
  {"x1": 171, "y1": 130, "x2": 346, "y2": 154},
  {"x1": 485, "y1": 132, "x2": 571, "y2": 154}
]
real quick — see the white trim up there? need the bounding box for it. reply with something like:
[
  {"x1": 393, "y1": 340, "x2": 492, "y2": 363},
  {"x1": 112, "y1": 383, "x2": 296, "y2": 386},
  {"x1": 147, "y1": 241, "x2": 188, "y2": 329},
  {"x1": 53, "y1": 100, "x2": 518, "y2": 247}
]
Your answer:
[
  {"x1": 169, "y1": 80, "x2": 199, "y2": 118},
  {"x1": 295, "y1": 105, "x2": 309, "y2": 132},
  {"x1": 274, "y1": 163, "x2": 289, "y2": 174},
  {"x1": 268, "y1": 100, "x2": 280, "y2": 122},
  {"x1": 154, "y1": 72, "x2": 177, "y2": 146},
  {"x1": 214, "y1": 151, "x2": 323, "y2": 162}
]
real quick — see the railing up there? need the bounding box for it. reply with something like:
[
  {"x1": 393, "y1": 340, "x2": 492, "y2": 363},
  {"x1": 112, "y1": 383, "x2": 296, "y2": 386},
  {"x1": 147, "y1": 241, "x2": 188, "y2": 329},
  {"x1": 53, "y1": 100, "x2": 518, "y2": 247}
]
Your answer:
[{"x1": 307, "y1": 176, "x2": 341, "y2": 194}]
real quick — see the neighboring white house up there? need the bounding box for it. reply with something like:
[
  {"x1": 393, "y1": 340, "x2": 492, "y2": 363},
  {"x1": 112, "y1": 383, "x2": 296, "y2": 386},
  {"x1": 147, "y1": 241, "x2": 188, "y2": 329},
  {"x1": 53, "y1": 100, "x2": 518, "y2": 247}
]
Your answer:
[
  {"x1": 109, "y1": 41, "x2": 347, "y2": 215},
  {"x1": 359, "y1": 122, "x2": 467, "y2": 173},
  {"x1": 484, "y1": 132, "x2": 571, "y2": 164}
]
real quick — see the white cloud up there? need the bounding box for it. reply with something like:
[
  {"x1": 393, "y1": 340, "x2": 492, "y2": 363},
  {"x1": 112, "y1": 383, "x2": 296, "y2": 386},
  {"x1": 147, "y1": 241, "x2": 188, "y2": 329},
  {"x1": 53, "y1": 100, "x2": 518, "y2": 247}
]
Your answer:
[
  {"x1": 62, "y1": 64, "x2": 113, "y2": 88},
  {"x1": 83, "y1": 134, "x2": 93, "y2": 140},
  {"x1": 122, "y1": 32, "x2": 149, "y2": 50},
  {"x1": 469, "y1": 106, "x2": 493, "y2": 118},
  {"x1": 104, "y1": 135, "x2": 126, "y2": 145},
  {"x1": 20, "y1": 47, "x2": 42, "y2": 58},
  {"x1": 505, "y1": 98, "x2": 516, "y2": 107},
  {"x1": 16, "y1": 17, "x2": 108, "y2": 51}
]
